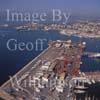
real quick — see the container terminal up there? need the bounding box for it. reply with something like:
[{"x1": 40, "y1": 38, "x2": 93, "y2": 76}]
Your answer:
[{"x1": 0, "y1": 40, "x2": 100, "y2": 100}]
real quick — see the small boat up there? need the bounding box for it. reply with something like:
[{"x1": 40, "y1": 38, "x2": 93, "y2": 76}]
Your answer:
[
  {"x1": 74, "y1": 90, "x2": 86, "y2": 94},
  {"x1": 74, "y1": 86, "x2": 88, "y2": 90}
]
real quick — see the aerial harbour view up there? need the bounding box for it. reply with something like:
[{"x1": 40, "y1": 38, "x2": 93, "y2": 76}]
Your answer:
[{"x1": 0, "y1": 0, "x2": 100, "y2": 100}]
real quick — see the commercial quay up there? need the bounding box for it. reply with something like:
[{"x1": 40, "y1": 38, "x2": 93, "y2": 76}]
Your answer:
[{"x1": 0, "y1": 40, "x2": 100, "y2": 100}]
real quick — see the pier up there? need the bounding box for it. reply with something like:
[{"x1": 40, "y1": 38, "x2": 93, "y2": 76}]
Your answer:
[
  {"x1": 83, "y1": 52, "x2": 100, "y2": 58},
  {"x1": 0, "y1": 40, "x2": 100, "y2": 100}
]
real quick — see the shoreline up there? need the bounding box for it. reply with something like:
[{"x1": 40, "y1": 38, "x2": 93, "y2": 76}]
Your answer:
[{"x1": 59, "y1": 31, "x2": 100, "y2": 39}]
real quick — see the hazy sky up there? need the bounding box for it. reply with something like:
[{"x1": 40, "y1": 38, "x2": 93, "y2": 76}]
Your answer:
[{"x1": 0, "y1": 0, "x2": 100, "y2": 16}]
